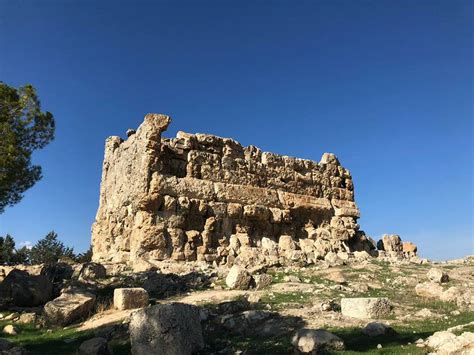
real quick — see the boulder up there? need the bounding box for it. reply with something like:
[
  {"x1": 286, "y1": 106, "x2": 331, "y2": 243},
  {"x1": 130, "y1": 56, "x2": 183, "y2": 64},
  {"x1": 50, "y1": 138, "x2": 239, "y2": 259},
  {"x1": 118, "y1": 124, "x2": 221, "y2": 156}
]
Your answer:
[
  {"x1": 279, "y1": 235, "x2": 296, "y2": 251},
  {"x1": 325, "y1": 270, "x2": 346, "y2": 284},
  {"x1": 225, "y1": 266, "x2": 252, "y2": 290},
  {"x1": 377, "y1": 234, "x2": 402, "y2": 252},
  {"x1": 402, "y1": 242, "x2": 417, "y2": 255},
  {"x1": 324, "y1": 252, "x2": 344, "y2": 266},
  {"x1": 44, "y1": 287, "x2": 96, "y2": 326},
  {"x1": 17, "y1": 313, "x2": 36, "y2": 324},
  {"x1": 113, "y1": 288, "x2": 149, "y2": 310},
  {"x1": 425, "y1": 331, "x2": 474, "y2": 354},
  {"x1": 291, "y1": 328, "x2": 344, "y2": 353},
  {"x1": 2, "y1": 325, "x2": 18, "y2": 335},
  {"x1": 341, "y1": 298, "x2": 391, "y2": 319},
  {"x1": 78, "y1": 263, "x2": 106, "y2": 280},
  {"x1": 130, "y1": 303, "x2": 204, "y2": 355},
  {"x1": 362, "y1": 322, "x2": 391, "y2": 337},
  {"x1": 427, "y1": 268, "x2": 449, "y2": 283},
  {"x1": 253, "y1": 274, "x2": 273, "y2": 290},
  {"x1": 79, "y1": 337, "x2": 112, "y2": 355},
  {"x1": 415, "y1": 282, "x2": 444, "y2": 298},
  {"x1": 0, "y1": 270, "x2": 53, "y2": 307}
]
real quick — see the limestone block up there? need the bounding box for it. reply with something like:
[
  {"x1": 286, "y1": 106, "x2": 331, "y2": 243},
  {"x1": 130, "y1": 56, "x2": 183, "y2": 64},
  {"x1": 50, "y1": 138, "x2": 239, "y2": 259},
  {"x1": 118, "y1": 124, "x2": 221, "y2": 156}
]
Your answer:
[
  {"x1": 341, "y1": 298, "x2": 391, "y2": 319},
  {"x1": 114, "y1": 288, "x2": 149, "y2": 310}
]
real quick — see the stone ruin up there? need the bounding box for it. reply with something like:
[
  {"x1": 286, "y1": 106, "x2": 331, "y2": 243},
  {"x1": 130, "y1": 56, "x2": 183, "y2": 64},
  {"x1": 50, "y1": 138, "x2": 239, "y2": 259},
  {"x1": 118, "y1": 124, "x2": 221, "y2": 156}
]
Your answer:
[{"x1": 91, "y1": 113, "x2": 414, "y2": 266}]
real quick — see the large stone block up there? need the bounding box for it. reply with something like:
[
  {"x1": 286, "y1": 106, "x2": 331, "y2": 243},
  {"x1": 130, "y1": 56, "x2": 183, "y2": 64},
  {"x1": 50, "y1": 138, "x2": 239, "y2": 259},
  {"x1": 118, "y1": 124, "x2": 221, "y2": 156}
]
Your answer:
[
  {"x1": 114, "y1": 288, "x2": 149, "y2": 310},
  {"x1": 130, "y1": 303, "x2": 204, "y2": 355},
  {"x1": 341, "y1": 298, "x2": 392, "y2": 319}
]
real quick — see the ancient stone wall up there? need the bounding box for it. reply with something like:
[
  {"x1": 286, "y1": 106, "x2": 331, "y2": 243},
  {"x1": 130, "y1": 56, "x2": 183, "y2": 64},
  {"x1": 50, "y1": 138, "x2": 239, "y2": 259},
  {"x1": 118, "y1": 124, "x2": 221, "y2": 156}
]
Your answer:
[{"x1": 92, "y1": 114, "x2": 372, "y2": 265}]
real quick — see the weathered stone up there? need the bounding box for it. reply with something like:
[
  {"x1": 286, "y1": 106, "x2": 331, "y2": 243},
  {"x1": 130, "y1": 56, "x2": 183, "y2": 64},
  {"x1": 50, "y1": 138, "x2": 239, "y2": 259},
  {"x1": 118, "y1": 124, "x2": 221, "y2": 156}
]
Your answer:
[
  {"x1": 341, "y1": 298, "x2": 391, "y2": 319},
  {"x1": 17, "y1": 313, "x2": 36, "y2": 324},
  {"x1": 226, "y1": 266, "x2": 252, "y2": 290},
  {"x1": 377, "y1": 234, "x2": 402, "y2": 252},
  {"x1": 2, "y1": 325, "x2": 18, "y2": 335},
  {"x1": 425, "y1": 331, "x2": 474, "y2": 354},
  {"x1": 291, "y1": 328, "x2": 345, "y2": 353},
  {"x1": 79, "y1": 337, "x2": 112, "y2": 355},
  {"x1": 130, "y1": 303, "x2": 204, "y2": 355},
  {"x1": 44, "y1": 287, "x2": 96, "y2": 326},
  {"x1": 254, "y1": 274, "x2": 273, "y2": 290},
  {"x1": 402, "y1": 242, "x2": 417, "y2": 255},
  {"x1": 113, "y1": 288, "x2": 149, "y2": 310},
  {"x1": 78, "y1": 263, "x2": 107, "y2": 280},
  {"x1": 0, "y1": 270, "x2": 52, "y2": 307},
  {"x1": 427, "y1": 268, "x2": 449, "y2": 283},
  {"x1": 91, "y1": 114, "x2": 367, "y2": 265},
  {"x1": 415, "y1": 282, "x2": 444, "y2": 298},
  {"x1": 362, "y1": 322, "x2": 391, "y2": 337}
]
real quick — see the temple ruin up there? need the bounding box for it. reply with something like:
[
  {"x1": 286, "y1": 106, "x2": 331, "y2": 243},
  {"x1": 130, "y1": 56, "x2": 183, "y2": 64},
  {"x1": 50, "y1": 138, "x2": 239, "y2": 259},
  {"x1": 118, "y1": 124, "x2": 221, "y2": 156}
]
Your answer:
[{"x1": 91, "y1": 113, "x2": 376, "y2": 265}]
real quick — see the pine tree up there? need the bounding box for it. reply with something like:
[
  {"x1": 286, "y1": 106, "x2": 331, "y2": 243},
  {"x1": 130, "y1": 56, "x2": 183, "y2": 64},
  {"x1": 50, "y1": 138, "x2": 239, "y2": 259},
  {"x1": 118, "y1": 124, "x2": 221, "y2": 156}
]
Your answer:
[{"x1": 29, "y1": 231, "x2": 75, "y2": 264}]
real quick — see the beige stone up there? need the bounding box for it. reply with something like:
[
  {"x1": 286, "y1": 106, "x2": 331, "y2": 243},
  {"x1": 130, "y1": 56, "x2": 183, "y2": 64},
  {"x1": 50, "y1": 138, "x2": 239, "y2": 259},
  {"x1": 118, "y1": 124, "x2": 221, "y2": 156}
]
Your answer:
[
  {"x1": 341, "y1": 297, "x2": 392, "y2": 319},
  {"x1": 90, "y1": 114, "x2": 378, "y2": 266},
  {"x1": 114, "y1": 288, "x2": 149, "y2": 310}
]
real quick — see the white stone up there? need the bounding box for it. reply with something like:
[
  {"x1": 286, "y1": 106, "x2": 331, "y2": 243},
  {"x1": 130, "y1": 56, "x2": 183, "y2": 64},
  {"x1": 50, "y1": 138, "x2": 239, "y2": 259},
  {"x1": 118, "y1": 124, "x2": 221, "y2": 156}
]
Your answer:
[{"x1": 341, "y1": 298, "x2": 391, "y2": 319}]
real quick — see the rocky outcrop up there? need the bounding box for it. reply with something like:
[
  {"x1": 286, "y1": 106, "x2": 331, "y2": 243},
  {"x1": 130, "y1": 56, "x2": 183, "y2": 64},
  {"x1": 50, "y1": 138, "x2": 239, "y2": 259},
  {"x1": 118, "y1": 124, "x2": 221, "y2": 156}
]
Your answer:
[{"x1": 91, "y1": 113, "x2": 379, "y2": 266}]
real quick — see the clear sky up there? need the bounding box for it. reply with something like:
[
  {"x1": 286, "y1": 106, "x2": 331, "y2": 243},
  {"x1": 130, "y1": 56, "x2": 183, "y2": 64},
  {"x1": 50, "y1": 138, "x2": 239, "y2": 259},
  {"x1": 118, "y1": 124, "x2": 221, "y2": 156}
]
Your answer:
[{"x1": 0, "y1": 0, "x2": 472, "y2": 260}]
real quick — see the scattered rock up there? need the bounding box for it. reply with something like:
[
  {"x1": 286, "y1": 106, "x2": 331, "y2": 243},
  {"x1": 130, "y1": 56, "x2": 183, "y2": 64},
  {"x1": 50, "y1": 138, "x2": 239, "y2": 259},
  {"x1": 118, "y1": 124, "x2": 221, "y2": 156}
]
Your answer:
[
  {"x1": 78, "y1": 263, "x2": 107, "y2": 281},
  {"x1": 284, "y1": 275, "x2": 301, "y2": 283},
  {"x1": 402, "y1": 242, "x2": 417, "y2": 254},
  {"x1": 325, "y1": 270, "x2": 346, "y2": 284},
  {"x1": 291, "y1": 328, "x2": 345, "y2": 353},
  {"x1": 415, "y1": 308, "x2": 434, "y2": 318},
  {"x1": 253, "y1": 274, "x2": 272, "y2": 290},
  {"x1": 113, "y1": 288, "x2": 149, "y2": 310},
  {"x1": 44, "y1": 287, "x2": 96, "y2": 326},
  {"x1": 377, "y1": 234, "x2": 402, "y2": 252},
  {"x1": 324, "y1": 252, "x2": 344, "y2": 266},
  {"x1": 341, "y1": 297, "x2": 391, "y2": 319},
  {"x1": 318, "y1": 299, "x2": 339, "y2": 312},
  {"x1": 425, "y1": 331, "x2": 474, "y2": 354},
  {"x1": 415, "y1": 282, "x2": 443, "y2": 298},
  {"x1": 79, "y1": 337, "x2": 112, "y2": 355},
  {"x1": 225, "y1": 266, "x2": 252, "y2": 290},
  {"x1": 17, "y1": 313, "x2": 36, "y2": 324},
  {"x1": 427, "y1": 268, "x2": 449, "y2": 283},
  {"x1": 362, "y1": 322, "x2": 391, "y2": 337},
  {"x1": 130, "y1": 303, "x2": 204, "y2": 355},
  {"x1": 2, "y1": 325, "x2": 18, "y2": 335},
  {"x1": 0, "y1": 270, "x2": 53, "y2": 307}
]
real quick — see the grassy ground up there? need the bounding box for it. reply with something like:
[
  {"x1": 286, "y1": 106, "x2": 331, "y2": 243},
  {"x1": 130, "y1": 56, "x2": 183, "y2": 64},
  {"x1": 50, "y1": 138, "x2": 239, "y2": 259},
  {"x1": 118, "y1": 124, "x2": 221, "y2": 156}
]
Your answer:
[{"x1": 0, "y1": 318, "x2": 130, "y2": 355}]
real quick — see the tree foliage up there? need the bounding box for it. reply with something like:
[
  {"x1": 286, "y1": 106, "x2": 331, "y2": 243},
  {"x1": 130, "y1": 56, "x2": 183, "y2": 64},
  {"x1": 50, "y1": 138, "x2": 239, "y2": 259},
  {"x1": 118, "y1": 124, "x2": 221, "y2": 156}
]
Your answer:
[
  {"x1": 29, "y1": 231, "x2": 75, "y2": 264},
  {"x1": 0, "y1": 234, "x2": 29, "y2": 264},
  {"x1": 0, "y1": 82, "x2": 55, "y2": 213}
]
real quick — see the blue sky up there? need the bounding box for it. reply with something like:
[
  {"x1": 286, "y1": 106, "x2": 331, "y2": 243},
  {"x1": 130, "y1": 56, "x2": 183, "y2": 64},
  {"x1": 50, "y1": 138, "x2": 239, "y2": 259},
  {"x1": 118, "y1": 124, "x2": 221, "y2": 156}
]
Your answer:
[{"x1": 0, "y1": 0, "x2": 472, "y2": 260}]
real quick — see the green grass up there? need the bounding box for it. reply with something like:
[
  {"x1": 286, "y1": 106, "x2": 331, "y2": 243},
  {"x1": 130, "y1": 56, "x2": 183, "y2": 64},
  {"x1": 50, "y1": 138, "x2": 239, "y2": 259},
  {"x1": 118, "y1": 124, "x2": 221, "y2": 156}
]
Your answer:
[
  {"x1": 329, "y1": 310, "x2": 474, "y2": 354},
  {"x1": 0, "y1": 317, "x2": 129, "y2": 354},
  {"x1": 260, "y1": 292, "x2": 312, "y2": 309}
]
